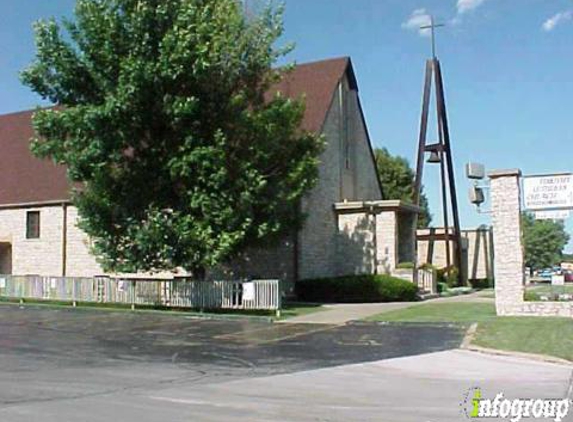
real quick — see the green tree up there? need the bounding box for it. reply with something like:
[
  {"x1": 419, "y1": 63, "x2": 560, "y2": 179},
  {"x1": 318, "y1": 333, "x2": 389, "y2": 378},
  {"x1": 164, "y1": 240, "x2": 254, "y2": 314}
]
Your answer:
[
  {"x1": 21, "y1": 0, "x2": 323, "y2": 276},
  {"x1": 522, "y1": 212, "x2": 570, "y2": 271},
  {"x1": 374, "y1": 147, "x2": 432, "y2": 228}
]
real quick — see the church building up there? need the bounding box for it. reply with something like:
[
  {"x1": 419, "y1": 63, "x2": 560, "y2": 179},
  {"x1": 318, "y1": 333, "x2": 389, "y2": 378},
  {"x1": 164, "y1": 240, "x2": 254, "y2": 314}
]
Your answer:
[{"x1": 0, "y1": 57, "x2": 419, "y2": 288}]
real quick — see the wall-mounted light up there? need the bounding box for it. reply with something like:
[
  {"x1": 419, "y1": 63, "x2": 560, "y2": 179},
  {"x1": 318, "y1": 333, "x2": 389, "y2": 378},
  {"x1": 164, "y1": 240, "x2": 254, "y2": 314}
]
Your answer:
[
  {"x1": 469, "y1": 185, "x2": 485, "y2": 206},
  {"x1": 466, "y1": 162, "x2": 485, "y2": 180}
]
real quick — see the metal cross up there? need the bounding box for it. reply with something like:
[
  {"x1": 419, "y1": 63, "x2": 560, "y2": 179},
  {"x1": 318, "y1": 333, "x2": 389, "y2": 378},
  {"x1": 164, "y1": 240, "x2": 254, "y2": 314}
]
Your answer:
[{"x1": 420, "y1": 15, "x2": 445, "y2": 58}]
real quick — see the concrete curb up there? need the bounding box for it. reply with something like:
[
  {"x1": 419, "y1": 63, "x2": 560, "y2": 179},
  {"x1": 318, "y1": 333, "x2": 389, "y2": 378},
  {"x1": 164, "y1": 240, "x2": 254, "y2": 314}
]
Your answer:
[
  {"x1": 461, "y1": 322, "x2": 478, "y2": 348},
  {"x1": 460, "y1": 322, "x2": 573, "y2": 367}
]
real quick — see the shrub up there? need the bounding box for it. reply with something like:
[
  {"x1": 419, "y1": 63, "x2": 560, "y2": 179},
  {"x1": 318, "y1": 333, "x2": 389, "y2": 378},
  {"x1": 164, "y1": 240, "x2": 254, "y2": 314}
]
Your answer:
[
  {"x1": 437, "y1": 266, "x2": 459, "y2": 288},
  {"x1": 437, "y1": 282, "x2": 448, "y2": 293},
  {"x1": 419, "y1": 263, "x2": 437, "y2": 271},
  {"x1": 295, "y1": 274, "x2": 419, "y2": 303},
  {"x1": 524, "y1": 290, "x2": 541, "y2": 301},
  {"x1": 396, "y1": 262, "x2": 415, "y2": 270},
  {"x1": 470, "y1": 278, "x2": 494, "y2": 289}
]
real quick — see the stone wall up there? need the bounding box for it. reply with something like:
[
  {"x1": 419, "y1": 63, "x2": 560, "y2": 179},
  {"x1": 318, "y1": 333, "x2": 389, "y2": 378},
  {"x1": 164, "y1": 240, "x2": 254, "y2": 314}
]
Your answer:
[
  {"x1": 417, "y1": 229, "x2": 454, "y2": 269},
  {"x1": 208, "y1": 235, "x2": 296, "y2": 293},
  {"x1": 0, "y1": 204, "x2": 106, "y2": 277},
  {"x1": 65, "y1": 206, "x2": 105, "y2": 277},
  {"x1": 490, "y1": 169, "x2": 526, "y2": 315},
  {"x1": 398, "y1": 211, "x2": 416, "y2": 264},
  {"x1": 0, "y1": 205, "x2": 65, "y2": 275},
  {"x1": 417, "y1": 227, "x2": 494, "y2": 281},
  {"x1": 490, "y1": 169, "x2": 573, "y2": 317},
  {"x1": 376, "y1": 211, "x2": 397, "y2": 274},
  {"x1": 336, "y1": 211, "x2": 376, "y2": 275},
  {"x1": 298, "y1": 73, "x2": 382, "y2": 280}
]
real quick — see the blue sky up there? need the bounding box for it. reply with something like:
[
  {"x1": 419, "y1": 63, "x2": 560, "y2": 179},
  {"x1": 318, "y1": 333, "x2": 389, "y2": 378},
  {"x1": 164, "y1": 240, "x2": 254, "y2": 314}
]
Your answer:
[{"x1": 2, "y1": 0, "x2": 573, "y2": 248}]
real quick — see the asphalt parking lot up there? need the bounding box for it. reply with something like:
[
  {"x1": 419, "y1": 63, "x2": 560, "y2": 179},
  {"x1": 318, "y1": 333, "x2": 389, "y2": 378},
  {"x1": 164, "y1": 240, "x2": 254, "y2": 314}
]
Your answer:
[
  {"x1": 0, "y1": 304, "x2": 464, "y2": 417},
  {"x1": 0, "y1": 303, "x2": 464, "y2": 374},
  {"x1": 1, "y1": 304, "x2": 571, "y2": 422}
]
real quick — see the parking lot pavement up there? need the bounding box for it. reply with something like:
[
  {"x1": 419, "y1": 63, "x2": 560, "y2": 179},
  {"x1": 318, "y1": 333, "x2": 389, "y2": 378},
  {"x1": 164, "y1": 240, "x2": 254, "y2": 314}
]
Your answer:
[
  {"x1": 0, "y1": 303, "x2": 465, "y2": 419},
  {"x1": 6, "y1": 304, "x2": 567, "y2": 421}
]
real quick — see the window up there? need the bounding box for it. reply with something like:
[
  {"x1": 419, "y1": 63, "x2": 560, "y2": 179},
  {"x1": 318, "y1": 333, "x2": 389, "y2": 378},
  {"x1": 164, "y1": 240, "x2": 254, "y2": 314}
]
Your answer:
[{"x1": 26, "y1": 211, "x2": 40, "y2": 239}]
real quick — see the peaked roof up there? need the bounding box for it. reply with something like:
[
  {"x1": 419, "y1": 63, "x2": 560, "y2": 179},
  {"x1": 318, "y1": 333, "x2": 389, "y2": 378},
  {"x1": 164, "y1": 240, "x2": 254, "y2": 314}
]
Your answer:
[
  {"x1": 0, "y1": 57, "x2": 362, "y2": 206},
  {"x1": 267, "y1": 57, "x2": 355, "y2": 133}
]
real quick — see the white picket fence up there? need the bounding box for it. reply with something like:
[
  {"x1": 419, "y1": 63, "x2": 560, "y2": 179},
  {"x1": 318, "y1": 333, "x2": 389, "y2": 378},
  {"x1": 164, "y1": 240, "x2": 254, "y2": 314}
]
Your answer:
[
  {"x1": 0, "y1": 275, "x2": 281, "y2": 312},
  {"x1": 416, "y1": 269, "x2": 437, "y2": 295}
]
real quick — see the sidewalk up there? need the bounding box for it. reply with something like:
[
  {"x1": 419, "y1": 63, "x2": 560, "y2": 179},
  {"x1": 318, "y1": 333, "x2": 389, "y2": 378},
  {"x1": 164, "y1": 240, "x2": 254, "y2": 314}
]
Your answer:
[{"x1": 280, "y1": 292, "x2": 493, "y2": 324}]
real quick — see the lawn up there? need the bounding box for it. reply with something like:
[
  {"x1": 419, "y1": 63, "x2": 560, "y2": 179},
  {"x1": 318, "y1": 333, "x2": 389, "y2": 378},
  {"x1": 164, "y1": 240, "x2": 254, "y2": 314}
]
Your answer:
[
  {"x1": 474, "y1": 317, "x2": 573, "y2": 362},
  {"x1": 367, "y1": 302, "x2": 496, "y2": 323},
  {"x1": 526, "y1": 284, "x2": 573, "y2": 295},
  {"x1": 369, "y1": 301, "x2": 573, "y2": 362},
  {"x1": 0, "y1": 297, "x2": 324, "y2": 320}
]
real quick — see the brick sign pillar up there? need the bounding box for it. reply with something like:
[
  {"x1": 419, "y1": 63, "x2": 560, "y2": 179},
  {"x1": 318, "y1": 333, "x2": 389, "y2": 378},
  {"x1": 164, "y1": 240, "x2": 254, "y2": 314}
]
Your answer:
[{"x1": 489, "y1": 169, "x2": 525, "y2": 315}]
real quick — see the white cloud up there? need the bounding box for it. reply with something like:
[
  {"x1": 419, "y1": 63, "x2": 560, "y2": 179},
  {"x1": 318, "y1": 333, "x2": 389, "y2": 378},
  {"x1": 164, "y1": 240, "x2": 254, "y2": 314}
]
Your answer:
[
  {"x1": 542, "y1": 10, "x2": 573, "y2": 32},
  {"x1": 403, "y1": 0, "x2": 490, "y2": 37},
  {"x1": 402, "y1": 8, "x2": 432, "y2": 37},
  {"x1": 456, "y1": 0, "x2": 487, "y2": 15}
]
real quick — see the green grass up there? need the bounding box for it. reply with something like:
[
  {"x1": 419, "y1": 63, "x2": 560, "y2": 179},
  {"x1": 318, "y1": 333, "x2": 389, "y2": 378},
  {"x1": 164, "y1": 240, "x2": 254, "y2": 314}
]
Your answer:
[
  {"x1": 474, "y1": 317, "x2": 573, "y2": 362},
  {"x1": 0, "y1": 297, "x2": 323, "y2": 320},
  {"x1": 368, "y1": 300, "x2": 573, "y2": 361},
  {"x1": 367, "y1": 302, "x2": 496, "y2": 323},
  {"x1": 475, "y1": 289, "x2": 495, "y2": 299},
  {"x1": 526, "y1": 284, "x2": 573, "y2": 295},
  {"x1": 524, "y1": 284, "x2": 573, "y2": 302}
]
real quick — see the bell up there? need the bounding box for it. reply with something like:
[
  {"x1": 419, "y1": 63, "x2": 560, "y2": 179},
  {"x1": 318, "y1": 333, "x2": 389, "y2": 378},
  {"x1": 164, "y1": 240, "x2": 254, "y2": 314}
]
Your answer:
[{"x1": 427, "y1": 150, "x2": 441, "y2": 164}]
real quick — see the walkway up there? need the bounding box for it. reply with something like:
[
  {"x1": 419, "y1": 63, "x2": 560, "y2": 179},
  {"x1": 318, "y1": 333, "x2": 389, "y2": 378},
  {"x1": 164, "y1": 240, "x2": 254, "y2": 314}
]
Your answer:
[{"x1": 281, "y1": 292, "x2": 493, "y2": 324}]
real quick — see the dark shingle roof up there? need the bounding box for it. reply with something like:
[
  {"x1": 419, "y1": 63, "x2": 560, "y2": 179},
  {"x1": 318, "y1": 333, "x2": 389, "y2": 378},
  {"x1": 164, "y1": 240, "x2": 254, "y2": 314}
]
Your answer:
[
  {"x1": 268, "y1": 57, "x2": 353, "y2": 133},
  {"x1": 0, "y1": 57, "x2": 353, "y2": 206},
  {"x1": 0, "y1": 108, "x2": 70, "y2": 205}
]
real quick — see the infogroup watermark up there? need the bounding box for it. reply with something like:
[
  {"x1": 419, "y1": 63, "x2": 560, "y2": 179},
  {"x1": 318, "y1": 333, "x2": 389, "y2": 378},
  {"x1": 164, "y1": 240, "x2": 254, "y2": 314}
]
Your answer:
[{"x1": 461, "y1": 387, "x2": 570, "y2": 422}]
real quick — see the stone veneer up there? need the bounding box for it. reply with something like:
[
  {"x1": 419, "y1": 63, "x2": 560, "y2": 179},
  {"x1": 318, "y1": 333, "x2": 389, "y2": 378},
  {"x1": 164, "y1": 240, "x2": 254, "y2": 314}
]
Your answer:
[
  {"x1": 0, "y1": 204, "x2": 101, "y2": 277},
  {"x1": 417, "y1": 226, "x2": 494, "y2": 282},
  {"x1": 490, "y1": 169, "x2": 572, "y2": 317},
  {"x1": 334, "y1": 200, "x2": 419, "y2": 276}
]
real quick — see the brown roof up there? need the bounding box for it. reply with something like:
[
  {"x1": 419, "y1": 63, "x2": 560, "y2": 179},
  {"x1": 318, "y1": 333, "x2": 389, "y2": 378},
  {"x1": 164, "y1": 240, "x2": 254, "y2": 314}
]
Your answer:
[
  {"x1": 267, "y1": 56, "x2": 355, "y2": 133},
  {"x1": 0, "y1": 108, "x2": 71, "y2": 205},
  {"x1": 0, "y1": 57, "x2": 355, "y2": 206}
]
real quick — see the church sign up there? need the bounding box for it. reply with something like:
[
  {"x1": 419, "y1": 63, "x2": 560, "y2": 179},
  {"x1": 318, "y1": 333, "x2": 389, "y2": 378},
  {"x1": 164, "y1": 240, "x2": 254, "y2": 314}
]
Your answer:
[
  {"x1": 534, "y1": 210, "x2": 570, "y2": 220},
  {"x1": 523, "y1": 174, "x2": 573, "y2": 211}
]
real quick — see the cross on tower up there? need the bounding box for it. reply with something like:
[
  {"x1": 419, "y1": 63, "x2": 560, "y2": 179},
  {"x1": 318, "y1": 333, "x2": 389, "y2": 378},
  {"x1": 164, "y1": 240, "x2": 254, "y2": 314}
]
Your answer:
[{"x1": 420, "y1": 16, "x2": 445, "y2": 58}]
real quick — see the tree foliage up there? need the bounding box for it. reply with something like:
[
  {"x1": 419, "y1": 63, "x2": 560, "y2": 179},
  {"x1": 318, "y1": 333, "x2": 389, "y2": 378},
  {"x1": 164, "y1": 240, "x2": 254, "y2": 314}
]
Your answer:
[
  {"x1": 522, "y1": 212, "x2": 570, "y2": 270},
  {"x1": 21, "y1": 0, "x2": 323, "y2": 275},
  {"x1": 374, "y1": 147, "x2": 432, "y2": 228}
]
